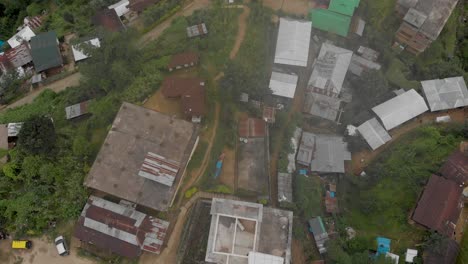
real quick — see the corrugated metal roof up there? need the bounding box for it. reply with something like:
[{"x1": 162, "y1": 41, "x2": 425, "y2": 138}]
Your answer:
[
  {"x1": 440, "y1": 151, "x2": 468, "y2": 185},
  {"x1": 7, "y1": 123, "x2": 23, "y2": 137},
  {"x1": 269, "y1": 72, "x2": 298, "y2": 99},
  {"x1": 4, "y1": 43, "x2": 32, "y2": 68},
  {"x1": 309, "y1": 9, "x2": 352, "y2": 37},
  {"x1": 357, "y1": 46, "x2": 379, "y2": 61},
  {"x1": 92, "y1": 9, "x2": 126, "y2": 32},
  {"x1": 412, "y1": 175, "x2": 462, "y2": 237},
  {"x1": 372, "y1": 89, "x2": 428, "y2": 130},
  {"x1": 308, "y1": 43, "x2": 353, "y2": 96},
  {"x1": 357, "y1": 118, "x2": 391, "y2": 150},
  {"x1": 248, "y1": 252, "x2": 284, "y2": 264},
  {"x1": 274, "y1": 18, "x2": 312, "y2": 67},
  {"x1": 74, "y1": 196, "x2": 169, "y2": 258},
  {"x1": 278, "y1": 173, "x2": 293, "y2": 203},
  {"x1": 403, "y1": 8, "x2": 427, "y2": 28},
  {"x1": 421, "y1": 76, "x2": 468, "y2": 112},
  {"x1": 72, "y1": 38, "x2": 100, "y2": 62},
  {"x1": 30, "y1": 31, "x2": 63, "y2": 72},
  {"x1": 298, "y1": 132, "x2": 351, "y2": 173},
  {"x1": 349, "y1": 54, "x2": 381, "y2": 76},
  {"x1": 328, "y1": 0, "x2": 359, "y2": 16},
  {"x1": 138, "y1": 152, "x2": 180, "y2": 187},
  {"x1": 168, "y1": 51, "x2": 199, "y2": 70},
  {"x1": 65, "y1": 101, "x2": 89, "y2": 119},
  {"x1": 303, "y1": 91, "x2": 341, "y2": 121},
  {"x1": 7, "y1": 26, "x2": 35, "y2": 48},
  {"x1": 186, "y1": 23, "x2": 208, "y2": 38},
  {"x1": 108, "y1": 0, "x2": 130, "y2": 17},
  {"x1": 238, "y1": 118, "x2": 266, "y2": 138}
]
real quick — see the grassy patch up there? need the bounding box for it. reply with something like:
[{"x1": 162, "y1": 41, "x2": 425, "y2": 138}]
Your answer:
[
  {"x1": 458, "y1": 231, "x2": 468, "y2": 264},
  {"x1": 341, "y1": 126, "x2": 461, "y2": 254},
  {"x1": 385, "y1": 58, "x2": 421, "y2": 90},
  {"x1": 294, "y1": 175, "x2": 324, "y2": 219},
  {"x1": 186, "y1": 140, "x2": 208, "y2": 173}
]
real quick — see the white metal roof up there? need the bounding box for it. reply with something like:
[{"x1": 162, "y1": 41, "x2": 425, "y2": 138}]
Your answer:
[
  {"x1": 405, "y1": 249, "x2": 418, "y2": 263},
  {"x1": 357, "y1": 118, "x2": 391, "y2": 150},
  {"x1": 372, "y1": 89, "x2": 428, "y2": 130},
  {"x1": 274, "y1": 18, "x2": 312, "y2": 67},
  {"x1": 72, "y1": 38, "x2": 100, "y2": 62},
  {"x1": 421, "y1": 76, "x2": 468, "y2": 112},
  {"x1": 269, "y1": 72, "x2": 298, "y2": 99},
  {"x1": 7, "y1": 123, "x2": 23, "y2": 137},
  {"x1": 108, "y1": 0, "x2": 130, "y2": 17},
  {"x1": 7, "y1": 26, "x2": 35, "y2": 48},
  {"x1": 308, "y1": 43, "x2": 353, "y2": 95},
  {"x1": 248, "y1": 252, "x2": 284, "y2": 264}
]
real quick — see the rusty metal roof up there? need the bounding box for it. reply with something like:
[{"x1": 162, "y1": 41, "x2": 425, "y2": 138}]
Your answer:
[
  {"x1": 128, "y1": 0, "x2": 158, "y2": 12},
  {"x1": 74, "y1": 196, "x2": 169, "y2": 258},
  {"x1": 168, "y1": 51, "x2": 199, "y2": 70},
  {"x1": 92, "y1": 9, "x2": 125, "y2": 32},
  {"x1": 238, "y1": 118, "x2": 266, "y2": 138},
  {"x1": 138, "y1": 152, "x2": 180, "y2": 187},
  {"x1": 412, "y1": 175, "x2": 462, "y2": 237},
  {"x1": 161, "y1": 77, "x2": 205, "y2": 117},
  {"x1": 440, "y1": 151, "x2": 468, "y2": 185},
  {"x1": 65, "y1": 101, "x2": 90, "y2": 120}
]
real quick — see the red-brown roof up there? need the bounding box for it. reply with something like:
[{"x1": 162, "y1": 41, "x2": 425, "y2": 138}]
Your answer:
[
  {"x1": 424, "y1": 238, "x2": 460, "y2": 264},
  {"x1": 440, "y1": 151, "x2": 468, "y2": 185},
  {"x1": 74, "y1": 196, "x2": 169, "y2": 258},
  {"x1": 92, "y1": 9, "x2": 125, "y2": 32},
  {"x1": 238, "y1": 118, "x2": 266, "y2": 138},
  {"x1": 161, "y1": 76, "x2": 205, "y2": 117},
  {"x1": 412, "y1": 175, "x2": 462, "y2": 237},
  {"x1": 168, "y1": 52, "x2": 199, "y2": 70},
  {"x1": 128, "y1": 0, "x2": 158, "y2": 12}
]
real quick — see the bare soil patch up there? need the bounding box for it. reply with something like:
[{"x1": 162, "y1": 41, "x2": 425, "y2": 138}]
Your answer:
[{"x1": 218, "y1": 147, "x2": 236, "y2": 189}]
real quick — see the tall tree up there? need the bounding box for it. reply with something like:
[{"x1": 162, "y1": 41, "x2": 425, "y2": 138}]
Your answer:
[{"x1": 18, "y1": 116, "x2": 56, "y2": 155}]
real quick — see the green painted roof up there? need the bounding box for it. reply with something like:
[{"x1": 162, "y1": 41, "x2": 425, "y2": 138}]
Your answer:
[
  {"x1": 328, "y1": 0, "x2": 360, "y2": 16},
  {"x1": 310, "y1": 9, "x2": 351, "y2": 37},
  {"x1": 30, "y1": 31, "x2": 63, "y2": 72}
]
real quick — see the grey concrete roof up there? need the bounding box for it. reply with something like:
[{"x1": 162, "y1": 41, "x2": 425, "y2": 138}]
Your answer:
[
  {"x1": 84, "y1": 102, "x2": 199, "y2": 211},
  {"x1": 278, "y1": 173, "x2": 293, "y2": 203},
  {"x1": 372, "y1": 89, "x2": 428, "y2": 130},
  {"x1": 298, "y1": 132, "x2": 351, "y2": 173},
  {"x1": 205, "y1": 199, "x2": 292, "y2": 264},
  {"x1": 403, "y1": 8, "x2": 428, "y2": 28},
  {"x1": 357, "y1": 118, "x2": 392, "y2": 150},
  {"x1": 303, "y1": 91, "x2": 341, "y2": 121},
  {"x1": 274, "y1": 18, "x2": 312, "y2": 67},
  {"x1": 349, "y1": 54, "x2": 381, "y2": 76},
  {"x1": 421, "y1": 77, "x2": 468, "y2": 112},
  {"x1": 308, "y1": 43, "x2": 353, "y2": 95}
]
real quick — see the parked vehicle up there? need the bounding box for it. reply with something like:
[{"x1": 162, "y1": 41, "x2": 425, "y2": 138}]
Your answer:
[
  {"x1": 54, "y1": 236, "x2": 70, "y2": 256},
  {"x1": 11, "y1": 240, "x2": 32, "y2": 249}
]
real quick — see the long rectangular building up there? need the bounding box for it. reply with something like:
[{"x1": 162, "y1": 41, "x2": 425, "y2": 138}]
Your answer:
[{"x1": 274, "y1": 18, "x2": 312, "y2": 67}]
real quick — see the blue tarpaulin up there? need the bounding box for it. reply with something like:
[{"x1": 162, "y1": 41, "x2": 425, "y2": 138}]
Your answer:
[
  {"x1": 376, "y1": 237, "x2": 391, "y2": 255},
  {"x1": 330, "y1": 192, "x2": 335, "y2": 198},
  {"x1": 299, "y1": 169, "x2": 307, "y2": 175}
]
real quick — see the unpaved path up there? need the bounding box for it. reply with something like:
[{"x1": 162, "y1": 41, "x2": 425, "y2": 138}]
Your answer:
[
  {"x1": 139, "y1": 0, "x2": 211, "y2": 46},
  {"x1": 229, "y1": 6, "x2": 250, "y2": 59},
  {"x1": 2, "y1": 72, "x2": 81, "y2": 111}
]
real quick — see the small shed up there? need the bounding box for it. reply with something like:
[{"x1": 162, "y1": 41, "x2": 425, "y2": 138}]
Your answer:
[
  {"x1": 30, "y1": 73, "x2": 42, "y2": 88},
  {"x1": 405, "y1": 249, "x2": 418, "y2": 263},
  {"x1": 308, "y1": 217, "x2": 329, "y2": 254},
  {"x1": 72, "y1": 38, "x2": 101, "y2": 62},
  {"x1": 65, "y1": 101, "x2": 90, "y2": 120},
  {"x1": 108, "y1": 0, "x2": 130, "y2": 17},
  {"x1": 186, "y1": 23, "x2": 208, "y2": 38}
]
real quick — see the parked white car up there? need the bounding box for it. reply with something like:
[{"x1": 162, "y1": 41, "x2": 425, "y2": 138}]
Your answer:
[{"x1": 54, "y1": 236, "x2": 69, "y2": 256}]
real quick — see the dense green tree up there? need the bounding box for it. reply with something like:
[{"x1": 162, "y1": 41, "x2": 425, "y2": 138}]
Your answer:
[{"x1": 18, "y1": 116, "x2": 56, "y2": 155}]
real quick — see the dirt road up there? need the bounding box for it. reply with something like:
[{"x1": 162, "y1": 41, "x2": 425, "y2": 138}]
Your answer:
[
  {"x1": 2, "y1": 72, "x2": 81, "y2": 111},
  {"x1": 139, "y1": 0, "x2": 211, "y2": 46},
  {"x1": 230, "y1": 6, "x2": 250, "y2": 59},
  {"x1": 0, "y1": 237, "x2": 94, "y2": 264}
]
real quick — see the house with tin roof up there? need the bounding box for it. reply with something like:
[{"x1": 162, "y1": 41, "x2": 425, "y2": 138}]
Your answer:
[
  {"x1": 309, "y1": 0, "x2": 360, "y2": 37},
  {"x1": 421, "y1": 76, "x2": 468, "y2": 112},
  {"x1": 357, "y1": 118, "x2": 392, "y2": 150},
  {"x1": 74, "y1": 195, "x2": 169, "y2": 258},
  {"x1": 274, "y1": 18, "x2": 312, "y2": 67},
  {"x1": 30, "y1": 31, "x2": 63, "y2": 73}
]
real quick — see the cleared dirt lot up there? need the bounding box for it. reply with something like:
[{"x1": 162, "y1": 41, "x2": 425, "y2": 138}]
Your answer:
[
  {"x1": 0, "y1": 237, "x2": 96, "y2": 264},
  {"x1": 237, "y1": 138, "x2": 268, "y2": 194},
  {"x1": 262, "y1": 0, "x2": 315, "y2": 16}
]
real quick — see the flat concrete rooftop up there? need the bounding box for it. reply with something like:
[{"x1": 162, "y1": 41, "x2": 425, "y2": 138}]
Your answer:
[{"x1": 84, "y1": 102, "x2": 199, "y2": 211}]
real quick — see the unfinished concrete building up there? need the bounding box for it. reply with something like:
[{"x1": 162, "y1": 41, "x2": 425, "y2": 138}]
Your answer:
[
  {"x1": 205, "y1": 198, "x2": 293, "y2": 264},
  {"x1": 84, "y1": 102, "x2": 199, "y2": 212},
  {"x1": 394, "y1": 0, "x2": 459, "y2": 55}
]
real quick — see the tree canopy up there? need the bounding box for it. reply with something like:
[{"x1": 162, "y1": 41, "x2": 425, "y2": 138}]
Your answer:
[{"x1": 18, "y1": 116, "x2": 56, "y2": 155}]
